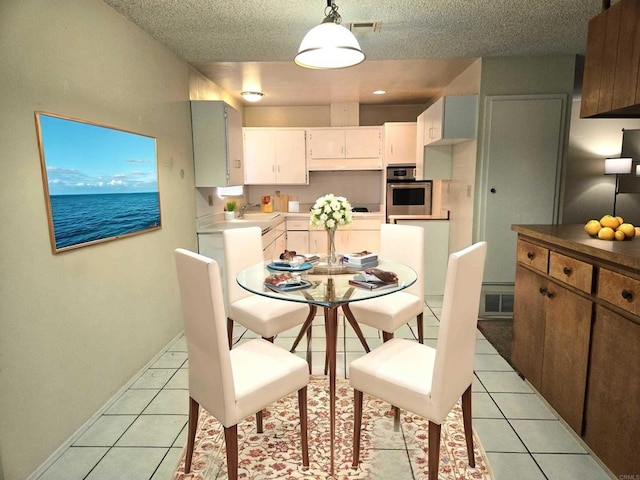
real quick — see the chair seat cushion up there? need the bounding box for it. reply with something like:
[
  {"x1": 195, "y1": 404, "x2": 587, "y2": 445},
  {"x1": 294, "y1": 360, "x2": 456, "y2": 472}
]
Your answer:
[
  {"x1": 229, "y1": 296, "x2": 310, "y2": 338},
  {"x1": 229, "y1": 339, "x2": 309, "y2": 425},
  {"x1": 349, "y1": 338, "x2": 448, "y2": 423},
  {"x1": 347, "y1": 292, "x2": 423, "y2": 333}
]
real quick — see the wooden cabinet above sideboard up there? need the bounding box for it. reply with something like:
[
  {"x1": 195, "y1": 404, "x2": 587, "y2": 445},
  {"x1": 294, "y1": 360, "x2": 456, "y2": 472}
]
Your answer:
[{"x1": 581, "y1": 0, "x2": 640, "y2": 118}]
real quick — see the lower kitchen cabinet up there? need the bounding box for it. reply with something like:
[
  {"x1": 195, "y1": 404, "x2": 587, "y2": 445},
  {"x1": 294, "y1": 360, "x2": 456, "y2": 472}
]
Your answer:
[
  {"x1": 584, "y1": 305, "x2": 640, "y2": 476},
  {"x1": 512, "y1": 224, "x2": 640, "y2": 477}
]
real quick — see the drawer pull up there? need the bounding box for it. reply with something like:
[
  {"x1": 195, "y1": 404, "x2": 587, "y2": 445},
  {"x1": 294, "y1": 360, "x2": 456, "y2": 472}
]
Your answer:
[
  {"x1": 527, "y1": 252, "x2": 535, "y2": 259},
  {"x1": 563, "y1": 267, "x2": 572, "y2": 276},
  {"x1": 539, "y1": 287, "x2": 547, "y2": 295},
  {"x1": 622, "y1": 290, "x2": 633, "y2": 301}
]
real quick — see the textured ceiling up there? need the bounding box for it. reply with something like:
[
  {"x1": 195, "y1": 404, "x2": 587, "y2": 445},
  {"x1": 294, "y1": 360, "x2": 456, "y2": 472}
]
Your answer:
[{"x1": 102, "y1": 0, "x2": 604, "y2": 106}]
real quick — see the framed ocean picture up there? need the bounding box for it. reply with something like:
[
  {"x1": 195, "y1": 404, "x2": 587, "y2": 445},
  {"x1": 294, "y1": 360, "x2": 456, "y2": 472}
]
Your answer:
[{"x1": 35, "y1": 112, "x2": 161, "y2": 253}]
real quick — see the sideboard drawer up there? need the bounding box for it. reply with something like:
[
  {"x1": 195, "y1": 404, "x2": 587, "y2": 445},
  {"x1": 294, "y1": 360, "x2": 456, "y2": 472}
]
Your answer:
[
  {"x1": 517, "y1": 240, "x2": 549, "y2": 273},
  {"x1": 598, "y1": 268, "x2": 640, "y2": 316},
  {"x1": 286, "y1": 219, "x2": 309, "y2": 231},
  {"x1": 549, "y1": 251, "x2": 594, "y2": 293}
]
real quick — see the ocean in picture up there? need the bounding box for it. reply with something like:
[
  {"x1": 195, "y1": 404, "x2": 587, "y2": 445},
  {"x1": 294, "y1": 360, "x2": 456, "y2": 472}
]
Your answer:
[{"x1": 50, "y1": 192, "x2": 161, "y2": 249}]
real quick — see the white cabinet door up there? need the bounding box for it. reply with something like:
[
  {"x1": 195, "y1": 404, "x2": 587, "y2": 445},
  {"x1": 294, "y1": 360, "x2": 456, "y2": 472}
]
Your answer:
[
  {"x1": 286, "y1": 230, "x2": 309, "y2": 253},
  {"x1": 345, "y1": 128, "x2": 381, "y2": 158},
  {"x1": 309, "y1": 129, "x2": 344, "y2": 159},
  {"x1": 384, "y1": 122, "x2": 417, "y2": 166},
  {"x1": 244, "y1": 129, "x2": 276, "y2": 184},
  {"x1": 424, "y1": 98, "x2": 444, "y2": 145},
  {"x1": 274, "y1": 130, "x2": 307, "y2": 184},
  {"x1": 226, "y1": 105, "x2": 245, "y2": 186}
]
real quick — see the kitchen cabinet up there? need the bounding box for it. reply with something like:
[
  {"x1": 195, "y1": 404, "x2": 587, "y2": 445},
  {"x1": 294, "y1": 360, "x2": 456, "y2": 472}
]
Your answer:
[
  {"x1": 286, "y1": 218, "x2": 310, "y2": 253},
  {"x1": 581, "y1": 0, "x2": 640, "y2": 118},
  {"x1": 422, "y1": 95, "x2": 477, "y2": 146},
  {"x1": 262, "y1": 221, "x2": 286, "y2": 261},
  {"x1": 307, "y1": 127, "x2": 382, "y2": 170},
  {"x1": 511, "y1": 224, "x2": 640, "y2": 476},
  {"x1": 513, "y1": 239, "x2": 593, "y2": 433},
  {"x1": 243, "y1": 128, "x2": 308, "y2": 185},
  {"x1": 308, "y1": 217, "x2": 383, "y2": 256},
  {"x1": 191, "y1": 101, "x2": 244, "y2": 187},
  {"x1": 383, "y1": 122, "x2": 416, "y2": 165}
]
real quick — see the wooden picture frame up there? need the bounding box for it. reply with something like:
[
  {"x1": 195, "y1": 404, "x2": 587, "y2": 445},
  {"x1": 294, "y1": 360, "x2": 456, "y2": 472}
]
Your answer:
[{"x1": 35, "y1": 112, "x2": 161, "y2": 253}]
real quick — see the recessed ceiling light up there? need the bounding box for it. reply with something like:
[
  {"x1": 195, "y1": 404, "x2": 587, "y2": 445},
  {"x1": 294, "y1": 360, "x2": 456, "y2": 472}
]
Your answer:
[
  {"x1": 373, "y1": 90, "x2": 386, "y2": 95},
  {"x1": 241, "y1": 91, "x2": 264, "y2": 102}
]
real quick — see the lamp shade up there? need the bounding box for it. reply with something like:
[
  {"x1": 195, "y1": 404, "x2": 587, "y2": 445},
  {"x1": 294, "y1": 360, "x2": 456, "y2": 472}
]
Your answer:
[
  {"x1": 637, "y1": 164, "x2": 640, "y2": 176},
  {"x1": 604, "y1": 157, "x2": 632, "y2": 175},
  {"x1": 295, "y1": 22, "x2": 365, "y2": 69}
]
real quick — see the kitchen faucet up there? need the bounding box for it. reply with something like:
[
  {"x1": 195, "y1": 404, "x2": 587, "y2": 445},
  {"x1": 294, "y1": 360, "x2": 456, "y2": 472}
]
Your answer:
[{"x1": 238, "y1": 203, "x2": 260, "y2": 218}]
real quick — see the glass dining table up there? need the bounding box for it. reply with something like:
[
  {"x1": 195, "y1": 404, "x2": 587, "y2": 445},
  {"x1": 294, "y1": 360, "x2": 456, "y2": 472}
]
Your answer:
[{"x1": 236, "y1": 259, "x2": 417, "y2": 475}]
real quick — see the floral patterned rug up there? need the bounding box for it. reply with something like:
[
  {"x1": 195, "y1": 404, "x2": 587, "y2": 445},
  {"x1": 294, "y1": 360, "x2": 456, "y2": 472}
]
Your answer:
[{"x1": 174, "y1": 376, "x2": 493, "y2": 480}]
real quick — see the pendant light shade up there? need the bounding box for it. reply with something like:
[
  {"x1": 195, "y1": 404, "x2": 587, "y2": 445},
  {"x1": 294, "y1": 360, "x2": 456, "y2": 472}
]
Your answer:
[{"x1": 295, "y1": 1, "x2": 365, "y2": 69}]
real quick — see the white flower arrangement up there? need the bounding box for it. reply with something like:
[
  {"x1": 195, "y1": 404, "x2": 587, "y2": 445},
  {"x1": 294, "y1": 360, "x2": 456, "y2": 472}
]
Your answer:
[{"x1": 310, "y1": 194, "x2": 353, "y2": 230}]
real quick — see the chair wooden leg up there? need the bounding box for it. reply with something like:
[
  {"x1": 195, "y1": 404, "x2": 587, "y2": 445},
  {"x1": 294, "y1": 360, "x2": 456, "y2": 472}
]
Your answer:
[
  {"x1": 298, "y1": 386, "x2": 309, "y2": 469},
  {"x1": 352, "y1": 389, "x2": 364, "y2": 469},
  {"x1": 342, "y1": 305, "x2": 371, "y2": 352},
  {"x1": 417, "y1": 312, "x2": 424, "y2": 344},
  {"x1": 224, "y1": 424, "x2": 239, "y2": 480},
  {"x1": 428, "y1": 421, "x2": 441, "y2": 480},
  {"x1": 393, "y1": 406, "x2": 401, "y2": 432},
  {"x1": 462, "y1": 384, "x2": 475, "y2": 467},
  {"x1": 185, "y1": 396, "x2": 200, "y2": 474},
  {"x1": 305, "y1": 320, "x2": 313, "y2": 374},
  {"x1": 382, "y1": 331, "x2": 394, "y2": 342},
  {"x1": 226, "y1": 318, "x2": 234, "y2": 348},
  {"x1": 256, "y1": 409, "x2": 264, "y2": 433}
]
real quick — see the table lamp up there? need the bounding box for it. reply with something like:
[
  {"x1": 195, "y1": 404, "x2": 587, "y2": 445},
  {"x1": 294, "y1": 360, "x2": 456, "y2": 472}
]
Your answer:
[{"x1": 604, "y1": 157, "x2": 632, "y2": 216}]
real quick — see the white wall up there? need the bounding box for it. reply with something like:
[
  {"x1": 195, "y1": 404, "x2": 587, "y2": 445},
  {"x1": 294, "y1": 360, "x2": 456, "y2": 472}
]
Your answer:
[{"x1": 0, "y1": 1, "x2": 197, "y2": 478}]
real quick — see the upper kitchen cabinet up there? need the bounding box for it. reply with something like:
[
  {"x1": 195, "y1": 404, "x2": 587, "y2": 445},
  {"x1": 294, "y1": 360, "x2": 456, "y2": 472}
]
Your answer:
[
  {"x1": 383, "y1": 122, "x2": 417, "y2": 165},
  {"x1": 423, "y1": 95, "x2": 478, "y2": 145},
  {"x1": 191, "y1": 101, "x2": 244, "y2": 187},
  {"x1": 307, "y1": 127, "x2": 382, "y2": 170},
  {"x1": 581, "y1": 0, "x2": 640, "y2": 118},
  {"x1": 243, "y1": 128, "x2": 307, "y2": 185}
]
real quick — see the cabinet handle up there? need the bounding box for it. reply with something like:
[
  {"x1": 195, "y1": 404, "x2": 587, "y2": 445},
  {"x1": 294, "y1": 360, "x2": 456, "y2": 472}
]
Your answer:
[
  {"x1": 539, "y1": 287, "x2": 547, "y2": 295},
  {"x1": 527, "y1": 252, "x2": 535, "y2": 260},
  {"x1": 622, "y1": 290, "x2": 633, "y2": 301},
  {"x1": 563, "y1": 267, "x2": 572, "y2": 276}
]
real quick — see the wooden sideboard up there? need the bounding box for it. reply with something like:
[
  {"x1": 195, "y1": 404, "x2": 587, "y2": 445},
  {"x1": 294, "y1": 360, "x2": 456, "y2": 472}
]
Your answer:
[{"x1": 511, "y1": 224, "x2": 640, "y2": 477}]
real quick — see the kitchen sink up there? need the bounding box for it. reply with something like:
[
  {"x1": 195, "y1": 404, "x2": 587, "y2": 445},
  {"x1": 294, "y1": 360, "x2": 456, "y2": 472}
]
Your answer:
[{"x1": 234, "y1": 212, "x2": 281, "y2": 221}]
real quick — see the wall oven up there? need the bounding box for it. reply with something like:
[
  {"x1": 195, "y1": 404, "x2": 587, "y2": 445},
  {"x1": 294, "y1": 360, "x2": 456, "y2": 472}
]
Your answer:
[{"x1": 385, "y1": 165, "x2": 432, "y2": 221}]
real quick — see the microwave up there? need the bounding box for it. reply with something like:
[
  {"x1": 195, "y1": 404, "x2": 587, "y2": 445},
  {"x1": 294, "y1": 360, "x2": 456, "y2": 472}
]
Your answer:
[{"x1": 385, "y1": 166, "x2": 431, "y2": 220}]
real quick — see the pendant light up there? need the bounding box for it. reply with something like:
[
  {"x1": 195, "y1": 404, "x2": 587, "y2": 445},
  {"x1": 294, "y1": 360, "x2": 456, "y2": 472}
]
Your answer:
[{"x1": 295, "y1": 0, "x2": 365, "y2": 70}]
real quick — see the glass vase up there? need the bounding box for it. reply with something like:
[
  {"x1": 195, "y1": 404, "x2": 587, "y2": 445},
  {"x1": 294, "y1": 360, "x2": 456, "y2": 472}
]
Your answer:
[{"x1": 327, "y1": 228, "x2": 337, "y2": 265}]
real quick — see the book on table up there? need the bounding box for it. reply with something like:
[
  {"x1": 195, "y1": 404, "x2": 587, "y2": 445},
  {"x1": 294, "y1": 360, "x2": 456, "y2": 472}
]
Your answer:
[
  {"x1": 342, "y1": 251, "x2": 378, "y2": 269},
  {"x1": 348, "y1": 271, "x2": 398, "y2": 290}
]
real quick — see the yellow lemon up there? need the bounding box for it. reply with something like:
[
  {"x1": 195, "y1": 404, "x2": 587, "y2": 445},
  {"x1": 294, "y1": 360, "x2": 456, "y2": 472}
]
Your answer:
[
  {"x1": 598, "y1": 226, "x2": 615, "y2": 240},
  {"x1": 616, "y1": 216, "x2": 624, "y2": 225},
  {"x1": 636, "y1": 226, "x2": 640, "y2": 237},
  {"x1": 615, "y1": 230, "x2": 626, "y2": 241},
  {"x1": 617, "y1": 223, "x2": 636, "y2": 239},
  {"x1": 584, "y1": 219, "x2": 602, "y2": 236},
  {"x1": 600, "y1": 215, "x2": 620, "y2": 229}
]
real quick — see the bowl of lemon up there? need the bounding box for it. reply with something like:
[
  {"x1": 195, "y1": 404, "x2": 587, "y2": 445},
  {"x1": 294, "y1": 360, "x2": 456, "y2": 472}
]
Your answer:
[{"x1": 584, "y1": 215, "x2": 639, "y2": 241}]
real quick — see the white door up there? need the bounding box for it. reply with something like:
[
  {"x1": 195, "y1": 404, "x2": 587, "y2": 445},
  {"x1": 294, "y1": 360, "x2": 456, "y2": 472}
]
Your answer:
[
  {"x1": 275, "y1": 130, "x2": 307, "y2": 184},
  {"x1": 478, "y1": 94, "x2": 565, "y2": 284},
  {"x1": 244, "y1": 129, "x2": 276, "y2": 184}
]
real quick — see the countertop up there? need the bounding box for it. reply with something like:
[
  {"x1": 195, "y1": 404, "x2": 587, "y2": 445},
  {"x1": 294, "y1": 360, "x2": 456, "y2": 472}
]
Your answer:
[
  {"x1": 512, "y1": 224, "x2": 640, "y2": 271},
  {"x1": 197, "y1": 211, "x2": 385, "y2": 234}
]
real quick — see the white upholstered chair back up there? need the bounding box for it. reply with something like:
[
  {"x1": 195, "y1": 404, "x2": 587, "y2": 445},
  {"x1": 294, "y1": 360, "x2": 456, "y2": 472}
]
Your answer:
[
  {"x1": 223, "y1": 226, "x2": 263, "y2": 305},
  {"x1": 379, "y1": 223, "x2": 424, "y2": 298},
  {"x1": 174, "y1": 248, "x2": 236, "y2": 427},
  {"x1": 430, "y1": 241, "x2": 487, "y2": 421}
]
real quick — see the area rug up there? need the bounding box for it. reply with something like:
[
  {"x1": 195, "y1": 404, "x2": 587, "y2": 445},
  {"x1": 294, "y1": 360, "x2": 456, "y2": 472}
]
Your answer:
[{"x1": 174, "y1": 376, "x2": 493, "y2": 479}]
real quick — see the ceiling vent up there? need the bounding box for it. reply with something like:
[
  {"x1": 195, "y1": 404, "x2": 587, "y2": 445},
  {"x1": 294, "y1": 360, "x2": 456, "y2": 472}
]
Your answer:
[{"x1": 346, "y1": 21, "x2": 382, "y2": 34}]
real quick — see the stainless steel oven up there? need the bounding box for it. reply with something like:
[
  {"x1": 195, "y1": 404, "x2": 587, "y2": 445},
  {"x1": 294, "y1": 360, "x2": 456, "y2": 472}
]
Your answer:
[{"x1": 385, "y1": 165, "x2": 432, "y2": 220}]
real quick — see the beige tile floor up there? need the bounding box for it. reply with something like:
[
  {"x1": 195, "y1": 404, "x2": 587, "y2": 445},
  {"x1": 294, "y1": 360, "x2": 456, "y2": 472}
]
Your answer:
[{"x1": 35, "y1": 299, "x2": 615, "y2": 480}]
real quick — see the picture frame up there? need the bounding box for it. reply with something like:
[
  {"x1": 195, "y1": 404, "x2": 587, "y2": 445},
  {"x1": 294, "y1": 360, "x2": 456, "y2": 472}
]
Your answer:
[{"x1": 34, "y1": 112, "x2": 161, "y2": 253}]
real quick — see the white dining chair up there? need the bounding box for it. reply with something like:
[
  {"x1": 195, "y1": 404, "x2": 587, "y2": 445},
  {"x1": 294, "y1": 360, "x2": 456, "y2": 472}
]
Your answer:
[
  {"x1": 223, "y1": 227, "x2": 317, "y2": 359},
  {"x1": 174, "y1": 248, "x2": 310, "y2": 479},
  {"x1": 342, "y1": 223, "x2": 425, "y2": 349},
  {"x1": 349, "y1": 241, "x2": 487, "y2": 480}
]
